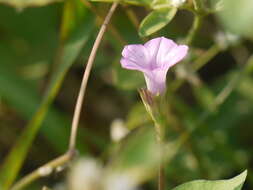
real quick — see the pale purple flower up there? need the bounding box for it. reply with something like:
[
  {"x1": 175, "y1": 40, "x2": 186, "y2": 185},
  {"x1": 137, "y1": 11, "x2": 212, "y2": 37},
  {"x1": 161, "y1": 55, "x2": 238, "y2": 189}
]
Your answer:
[{"x1": 120, "y1": 37, "x2": 188, "y2": 95}]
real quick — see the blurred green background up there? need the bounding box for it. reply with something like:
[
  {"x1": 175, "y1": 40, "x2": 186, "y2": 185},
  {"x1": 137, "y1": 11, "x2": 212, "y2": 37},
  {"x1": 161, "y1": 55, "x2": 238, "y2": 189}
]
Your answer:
[{"x1": 0, "y1": 0, "x2": 253, "y2": 189}]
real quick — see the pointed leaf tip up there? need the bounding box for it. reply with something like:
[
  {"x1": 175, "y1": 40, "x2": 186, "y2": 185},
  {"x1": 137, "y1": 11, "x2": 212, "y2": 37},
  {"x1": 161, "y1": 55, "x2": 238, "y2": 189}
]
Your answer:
[{"x1": 171, "y1": 170, "x2": 247, "y2": 190}]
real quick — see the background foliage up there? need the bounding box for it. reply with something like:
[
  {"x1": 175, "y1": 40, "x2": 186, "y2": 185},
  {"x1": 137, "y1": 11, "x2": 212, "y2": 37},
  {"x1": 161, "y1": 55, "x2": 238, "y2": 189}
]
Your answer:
[{"x1": 0, "y1": 0, "x2": 253, "y2": 189}]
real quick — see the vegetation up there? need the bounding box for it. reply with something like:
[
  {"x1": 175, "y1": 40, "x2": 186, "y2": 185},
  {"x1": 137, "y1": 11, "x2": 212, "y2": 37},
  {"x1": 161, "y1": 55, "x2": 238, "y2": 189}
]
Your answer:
[{"x1": 0, "y1": 0, "x2": 253, "y2": 189}]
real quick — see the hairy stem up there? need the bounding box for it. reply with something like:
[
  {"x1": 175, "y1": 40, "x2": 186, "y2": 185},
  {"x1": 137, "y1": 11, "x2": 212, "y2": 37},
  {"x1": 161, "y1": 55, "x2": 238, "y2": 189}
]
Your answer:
[{"x1": 69, "y1": 2, "x2": 118, "y2": 151}]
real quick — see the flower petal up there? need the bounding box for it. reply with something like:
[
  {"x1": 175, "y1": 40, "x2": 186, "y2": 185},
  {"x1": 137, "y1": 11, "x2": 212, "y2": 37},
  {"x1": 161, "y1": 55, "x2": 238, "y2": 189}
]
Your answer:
[
  {"x1": 144, "y1": 69, "x2": 168, "y2": 95},
  {"x1": 144, "y1": 37, "x2": 177, "y2": 69},
  {"x1": 162, "y1": 44, "x2": 188, "y2": 69},
  {"x1": 120, "y1": 37, "x2": 188, "y2": 95},
  {"x1": 144, "y1": 37, "x2": 188, "y2": 70},
  {"x1": 120, "y1": 44, "x2": 150, "y2": 72}
]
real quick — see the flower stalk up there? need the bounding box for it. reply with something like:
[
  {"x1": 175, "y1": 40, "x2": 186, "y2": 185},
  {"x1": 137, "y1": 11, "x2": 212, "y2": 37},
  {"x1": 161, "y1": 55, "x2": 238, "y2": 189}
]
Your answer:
[
  {"x1": 139, "y1": 89, "x2": 166, "y2": 190},
  {"x1": 155, "y1": 121, "x2": 166, "y2": 190}
]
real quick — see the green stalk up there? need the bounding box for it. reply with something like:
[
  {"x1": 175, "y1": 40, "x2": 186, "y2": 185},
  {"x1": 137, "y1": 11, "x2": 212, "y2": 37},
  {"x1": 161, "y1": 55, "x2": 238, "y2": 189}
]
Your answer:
[
  {"x1": 139, "y1": 89, "x2": 167, "y2": 190},
  {"x1": 185, "y1": 14, "x2": 203, "y2": 45}
]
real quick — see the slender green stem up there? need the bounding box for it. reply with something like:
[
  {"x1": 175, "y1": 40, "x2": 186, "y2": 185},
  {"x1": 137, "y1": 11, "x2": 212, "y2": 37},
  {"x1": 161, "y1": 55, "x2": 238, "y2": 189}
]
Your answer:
[
  {"x1": 153, "y1": 108, "x2": 166, "y2": 190},
  {"x1": 169, "y1": 11, "x2": 204, "y2": 93},
  {"x1": 170, "y1": 13, "x2": 204, "y2": 92},
  {"x1": 193, "y1": 44, "x2": 221, "y2": 71},
  {"x1": 185, "y1": 14, "x2": 203, "y2": 45},
  {"x1": 139, "y1": 89, "x2": 166, "y2": 190},
  {"x1": 154, "y1": 100, "x2": 168, "y2": 190},
  {"x1": 155, "y1": 122, "x2": 165, "y2": 190}
]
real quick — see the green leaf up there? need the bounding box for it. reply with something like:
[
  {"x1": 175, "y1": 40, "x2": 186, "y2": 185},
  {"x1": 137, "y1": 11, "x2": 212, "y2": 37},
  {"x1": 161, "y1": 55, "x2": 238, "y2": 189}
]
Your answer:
[
  {"x1": 217, "y1": 0, "x2": 253, "y2": 40},
  {"x1": 0, "y1": 1, "x2": 94, "y2": 189},
  {"x1": 172, "y1": 170, "x2": 247, "y2": 190},
  {"x1": 139, "y1": 7, "x2": 177, "y2": 37},
  {"x1": 0, "y1": 0, "x2": 62, "y2": 10}
]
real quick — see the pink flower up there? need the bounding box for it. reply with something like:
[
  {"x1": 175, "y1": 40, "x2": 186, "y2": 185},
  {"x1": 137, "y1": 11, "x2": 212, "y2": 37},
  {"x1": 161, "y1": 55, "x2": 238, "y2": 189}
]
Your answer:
[{"x1": 120, "y1": 37, "x2": 188, "y2": 95}]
